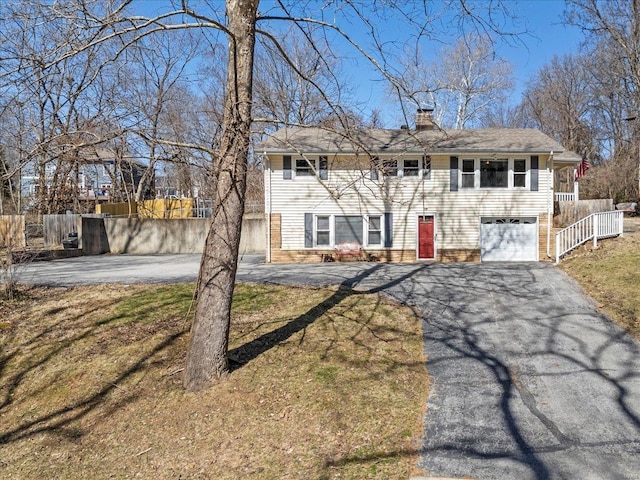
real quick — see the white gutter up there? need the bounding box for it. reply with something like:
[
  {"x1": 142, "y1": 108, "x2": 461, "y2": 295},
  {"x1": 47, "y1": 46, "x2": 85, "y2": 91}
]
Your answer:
[{"x1": 546, "y1": 151, "x2": 553, "y2": 259}]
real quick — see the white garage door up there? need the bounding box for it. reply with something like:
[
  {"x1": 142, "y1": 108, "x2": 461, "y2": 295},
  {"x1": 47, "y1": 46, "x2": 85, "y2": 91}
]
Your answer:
[{"x1": 480, "y1": 217, "x2": 538, "y2": 261}]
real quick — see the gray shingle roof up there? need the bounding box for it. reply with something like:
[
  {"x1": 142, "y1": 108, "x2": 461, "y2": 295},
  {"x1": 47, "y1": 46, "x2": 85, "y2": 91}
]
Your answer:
[{"x1": 259, "y1": 127, "x2": 573, "y2": 156}]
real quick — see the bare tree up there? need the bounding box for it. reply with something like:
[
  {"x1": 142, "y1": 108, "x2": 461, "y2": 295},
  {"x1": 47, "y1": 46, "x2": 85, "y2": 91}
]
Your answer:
[
  {"x1": 562, "y1": 0, "x2": 640, "y2": 200},
  {"x1": 0, "y1": 1, "x2": 125, "y2": 213},
  {"x1": 183, "y1": 0, "x2": 259, "y2": 389},
  {"x1": 520, "y1": 54, "x2": 598, "y2": 157},
  {"x1": 395, "y1": 35, "x2": 514, "y2": 129},
  {"x1": 253, "y1": 31, "x2": 346, "y2": 128},
  {"x1": 118, "y1": 30, "x2": 203, "y2": 201}
]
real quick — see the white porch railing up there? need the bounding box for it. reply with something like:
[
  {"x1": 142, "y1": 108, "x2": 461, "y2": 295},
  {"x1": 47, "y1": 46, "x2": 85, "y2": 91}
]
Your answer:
[
  {"x1": 555, "y1": 192, "x2": 577, "y2": 202},
  {"x1": 555, "y1": 210, "x2": 624, "y2": 263}
]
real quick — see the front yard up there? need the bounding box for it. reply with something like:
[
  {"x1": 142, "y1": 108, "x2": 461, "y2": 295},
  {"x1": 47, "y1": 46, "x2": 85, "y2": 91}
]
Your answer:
[{"x1": 0, "y1": 283, "x2": 429, "y2": 479}]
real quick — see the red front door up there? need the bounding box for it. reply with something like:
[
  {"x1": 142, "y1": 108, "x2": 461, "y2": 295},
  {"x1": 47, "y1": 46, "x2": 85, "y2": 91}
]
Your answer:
[{"x1": 418, "y1": 215, "x2": 435, "y2": 259}]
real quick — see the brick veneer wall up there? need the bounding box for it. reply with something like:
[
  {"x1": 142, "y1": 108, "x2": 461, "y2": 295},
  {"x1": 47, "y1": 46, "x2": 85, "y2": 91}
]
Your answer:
[{"x1": 538, "y1": 213, "x2": 558, "y2": 262}]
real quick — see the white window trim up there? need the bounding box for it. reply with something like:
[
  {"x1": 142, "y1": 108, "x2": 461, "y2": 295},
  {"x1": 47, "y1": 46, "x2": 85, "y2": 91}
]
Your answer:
[
  {"x1": 365, "y1": 214, "x2": 384, "y2": 247},
  {"x1": 459, "y1": 157, "x2": 531, "y2": 189},
  {"x1": 382, "y1": 159, "x2": 398, "y2": 177},
  {"x1": 511, "y1": 158, "x2": 529, "y2": 189},
  {"x1": 461, "y1": 158, "x2": 477, "y2": 189},
  {"x1": 294, "y1": 157, "x2": 317, "y2": 179},
  {"x1": 313, "y1": 214, "x2": 385, "y2": 247},
  {"x1": 378, "y1": 158, "x2": 431, "y2": 180},
  {"x1": 400, "y1": 159, "x2": 420, "y2": 178},
  {"x1": 314, "y1": 215, "x2": 332, "y2": 247}
]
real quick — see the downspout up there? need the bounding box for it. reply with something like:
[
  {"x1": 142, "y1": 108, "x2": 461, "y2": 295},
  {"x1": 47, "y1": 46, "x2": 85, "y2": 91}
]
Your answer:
[
  {"x1": 264, "y1": 152, "x2": 271, "y2": 263},
  {"x1": 546, "y1": 151, "x2": 553, "y2": 259}
]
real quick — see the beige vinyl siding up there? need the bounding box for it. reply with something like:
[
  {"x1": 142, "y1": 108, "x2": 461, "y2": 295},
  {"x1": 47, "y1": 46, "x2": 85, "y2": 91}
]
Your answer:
[{"x1": 268, "y1": 154, "x2": 552, "y2": 252}]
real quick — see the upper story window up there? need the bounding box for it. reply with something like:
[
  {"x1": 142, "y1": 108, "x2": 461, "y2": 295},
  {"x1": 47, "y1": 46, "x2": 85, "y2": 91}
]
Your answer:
[
  {"x1": 513, "y1": 159, "x2": 527, "y2": 188},
  {"x1": 375, "y1": 158, "x2": 429, "y2": 179},
  {"x1": 459, "y1": 157, "x2": 530, "y2": 189},
  {"x1": 295, "y1": 158, "x2": 314, "y2": 177},
  {"x1": 480, "y1": 159, "x2": 508, "y2": 188},
  {"x1": 284, "y1": 156, "x2": 328, "y2": 180},
  {"x1": 462, "y1": 159, "x2": 475, "y2": 188},
  {"x1": 403, "y1": 159, "x2": 420, "y2": 177},
  {"x1": 383, "y1": 159, "x2": 398, "y2": 177}
]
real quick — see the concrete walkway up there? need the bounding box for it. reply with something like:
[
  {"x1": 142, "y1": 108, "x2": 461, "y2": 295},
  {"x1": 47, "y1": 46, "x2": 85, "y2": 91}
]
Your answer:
[{"x1": 16, "y1": 257, "x2": 640, "y2": 479}]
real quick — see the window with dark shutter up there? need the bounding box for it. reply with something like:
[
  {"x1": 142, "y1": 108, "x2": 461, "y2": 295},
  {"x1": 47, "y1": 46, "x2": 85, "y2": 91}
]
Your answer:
[
  {"x1": 531, "y1": 156, "x2": 539, "y2": 191},
  {"x1": 319, "y1": 156, "x2": 328, "y2": 180},
  {"x1": 295, "y1": 158, "x2": 314, "y2": 176},
  {"x1": 403, "y1": 159, "x2": 419, "y2": 177},
  {"x1": 316, "y1": 216, "x2": 330, "y2": 246},
  {"x1": 450, "y1": 156, "x2": 458, "y2": 191},
  {"x1": 513, "y1": 159, "x2": 527, "y2": 188},
  {"x1": 423, "y1": 155, "x2": 431, "y2": 180},
  {"x1": 384, "y1": 212, "x2": 393, "y2": 247},
  {"x1": 304, "y1": 213, "x2": 313, "y2": 247},
  {"x1": 283, "y1": 156, "x2": 292, "y2": 180}
]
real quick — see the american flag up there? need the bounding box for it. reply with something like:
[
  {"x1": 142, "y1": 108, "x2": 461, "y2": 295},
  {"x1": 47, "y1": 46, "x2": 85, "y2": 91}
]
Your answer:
[{"x1": 575, "y1": 157, "x2": 590, "y2": 180}]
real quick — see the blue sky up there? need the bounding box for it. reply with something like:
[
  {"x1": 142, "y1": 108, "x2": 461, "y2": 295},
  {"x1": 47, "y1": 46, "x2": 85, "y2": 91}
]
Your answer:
[
  {"x1": 500, "y1": 0, "x2": 584, "y2": 96},
  {"x1": 135, "y1": 0, "x2": 586, "y2": 126},
  {"x1": 351, "y1": 0, "x2": 587, "y2": 126}
]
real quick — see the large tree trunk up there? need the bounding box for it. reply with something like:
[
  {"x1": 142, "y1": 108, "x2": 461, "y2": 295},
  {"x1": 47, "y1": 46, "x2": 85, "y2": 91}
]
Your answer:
[{"x1": 183, "y1": 0, "x2": 259, "y2": 392}]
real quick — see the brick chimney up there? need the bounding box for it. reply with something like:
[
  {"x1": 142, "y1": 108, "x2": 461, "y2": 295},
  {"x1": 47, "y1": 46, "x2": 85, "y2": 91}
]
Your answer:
[{"x1": 415, "y1": 107, "x2": 435, "y2": 131}]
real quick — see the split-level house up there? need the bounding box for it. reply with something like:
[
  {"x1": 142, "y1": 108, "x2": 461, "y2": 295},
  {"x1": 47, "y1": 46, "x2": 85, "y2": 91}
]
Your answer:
[{"x1": 260, "y1": 110, "x2": 582, "y2": 263}]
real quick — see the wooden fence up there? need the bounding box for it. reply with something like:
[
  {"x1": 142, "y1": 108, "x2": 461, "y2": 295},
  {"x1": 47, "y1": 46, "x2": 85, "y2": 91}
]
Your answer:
[
  {"x1": 554, "y1": 199, "x2": 614, "y2": 228},
  {"x1": 43, "y1": 214, "x2": 79, "y2": 247}
]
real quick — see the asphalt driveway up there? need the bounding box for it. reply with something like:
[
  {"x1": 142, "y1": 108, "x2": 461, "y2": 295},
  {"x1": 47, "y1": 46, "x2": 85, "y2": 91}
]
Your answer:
[{"x1": 15, "y1": 256, "x2": 640, "y2": 479}]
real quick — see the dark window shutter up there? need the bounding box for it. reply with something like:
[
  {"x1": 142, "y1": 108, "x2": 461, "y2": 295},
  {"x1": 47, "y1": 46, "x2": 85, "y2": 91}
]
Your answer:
[
  {"x1": 423, "y1": 155, "x2": 431, "y2": 180},
  {"x1": 304, "y1": 213, "x2": 313, "y2": 248},
  {"x1": 319, "y1": 156, "x2": 328, "y2": 180},
  {"x1": 283, "y1": 155, "x2": 292, "y2": 180},
  {"x1": 531, "y1": 155, "x2": 539, "y2": 191},
  {"x1": 370, "y1": 156, "x2": 379, "y2": 180},
  {"x1": 450, "y1": 156, "x2": 458, "y2": 191},
  {"x1": 384, "y1": 212, "x2": 393, "y2": 247}
]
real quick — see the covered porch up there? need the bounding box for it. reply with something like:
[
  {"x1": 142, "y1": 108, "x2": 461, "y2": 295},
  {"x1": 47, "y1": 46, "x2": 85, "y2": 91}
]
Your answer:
[{"x1": 553, "y1": 152, "x2": 587, "y2": 201}]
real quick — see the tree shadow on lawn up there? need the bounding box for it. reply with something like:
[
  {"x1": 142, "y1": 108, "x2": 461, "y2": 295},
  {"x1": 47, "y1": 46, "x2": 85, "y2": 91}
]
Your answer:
[
  {"x1": 0, "y1": 292, "x2": 188, "y2": 446},
  {"x1": 227, "y1": 263, "x2": 431, "y2": 369},
  {"x1": 0, "y1": 265, "x2": 420, "y2": 450}
]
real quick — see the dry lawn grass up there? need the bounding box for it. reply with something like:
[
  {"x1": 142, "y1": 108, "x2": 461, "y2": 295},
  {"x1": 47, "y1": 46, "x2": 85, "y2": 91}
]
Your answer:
[
  {"x1": 560, "y1": 219, "x2": 640, "y2": 339},
  {"x1": 0, "y1": 282, "x2": 429, "y2": 479}
]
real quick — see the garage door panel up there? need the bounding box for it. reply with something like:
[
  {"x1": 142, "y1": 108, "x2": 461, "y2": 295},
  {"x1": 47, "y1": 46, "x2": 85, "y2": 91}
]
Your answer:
[{"x1": 481, "y1": 217, "x2": 537, "y2": 262}]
